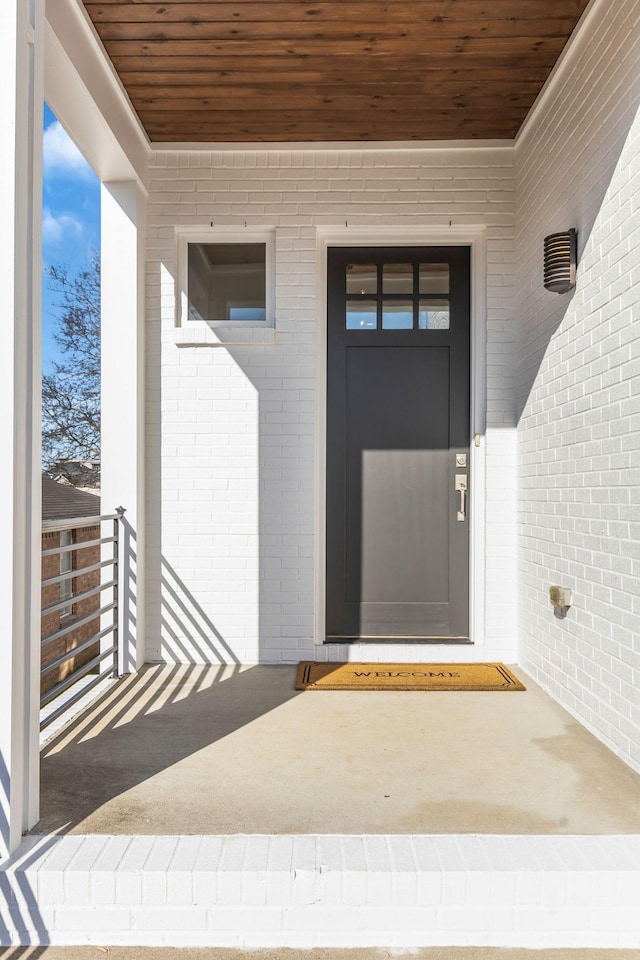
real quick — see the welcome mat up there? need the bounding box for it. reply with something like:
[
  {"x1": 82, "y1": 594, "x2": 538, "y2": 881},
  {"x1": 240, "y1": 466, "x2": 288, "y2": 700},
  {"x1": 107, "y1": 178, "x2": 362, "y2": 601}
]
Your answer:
[{"x1": 295, "y1": 661, "x2": 526, "y2": 691}]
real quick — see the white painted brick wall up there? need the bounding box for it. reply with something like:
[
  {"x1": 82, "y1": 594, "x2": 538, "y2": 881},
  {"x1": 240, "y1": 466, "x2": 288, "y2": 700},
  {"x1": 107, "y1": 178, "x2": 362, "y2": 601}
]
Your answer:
[
  {"x1": 145, "y1": 148, "x2": 518, "y2": 664},
  {"x1": 2, "y1": 833, "x2": 639, "y2": 947},
  {"x1": 515, "y1": 0, "x2": 640, "y2": 771}
]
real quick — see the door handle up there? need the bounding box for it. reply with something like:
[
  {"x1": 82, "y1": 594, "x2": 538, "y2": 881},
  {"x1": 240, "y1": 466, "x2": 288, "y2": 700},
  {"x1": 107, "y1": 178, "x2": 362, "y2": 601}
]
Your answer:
[{"x1": 455, "y1": 474, "x2": 468, "y2": 522}]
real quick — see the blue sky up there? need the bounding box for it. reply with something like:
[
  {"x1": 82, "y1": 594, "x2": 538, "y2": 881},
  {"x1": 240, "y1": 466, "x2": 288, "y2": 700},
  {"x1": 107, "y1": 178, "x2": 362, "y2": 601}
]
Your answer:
[{"x1": 42, "y1": 103, "x2": 100, "y2": 371}]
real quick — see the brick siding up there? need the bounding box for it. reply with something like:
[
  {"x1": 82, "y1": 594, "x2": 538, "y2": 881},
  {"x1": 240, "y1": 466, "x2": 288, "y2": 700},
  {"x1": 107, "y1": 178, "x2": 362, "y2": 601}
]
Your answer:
[
  {"x1": 41, "y1": 524, "x2": 101, "y2": 695},
  {"x1": 514, "y1": 0, "x2": 640, "y2": 772},
  {"x1": 2, "y1": 833, "x2": 640, "y2": 947},
  {"x1": 146, "y1": 148, "x2": 518, "y2": 665}
]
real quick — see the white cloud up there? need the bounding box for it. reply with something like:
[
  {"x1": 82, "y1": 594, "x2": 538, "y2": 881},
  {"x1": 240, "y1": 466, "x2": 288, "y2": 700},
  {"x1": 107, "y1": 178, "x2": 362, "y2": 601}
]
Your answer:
[
  {"x1": 42, "y1": 208, "x2": 83, "y2": 244},
  {"x1": 43, "y1": 121, "x2": 93, "y2": 178}
]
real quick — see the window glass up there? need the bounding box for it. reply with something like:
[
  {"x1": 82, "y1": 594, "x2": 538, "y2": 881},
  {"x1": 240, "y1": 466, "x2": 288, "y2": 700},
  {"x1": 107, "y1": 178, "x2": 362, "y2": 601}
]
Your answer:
[
  {"x1": 383, "y1": 300, "x2": 413, "y2": 329},
  {"x1": 346, "y1": 264, "x2": 377, "y2": 294},
  {"x1": 419, "y1": 299, "x2": 450, "y2": 329},
  {"x1": 419, "y1": 263, "x2": 449, "y2": 295},
  {"x1": 60, "y1": 530, "x2": 73, "y2": 618},
  {"x1": 187, "y1": 242, "x2": 266, "y2": 322},
  {"x1": 346, "y1": 301, "x2": 377, "y2": 329},
  {"x1": 383, "y1": 263, "x2": 413, "y2": 294}
]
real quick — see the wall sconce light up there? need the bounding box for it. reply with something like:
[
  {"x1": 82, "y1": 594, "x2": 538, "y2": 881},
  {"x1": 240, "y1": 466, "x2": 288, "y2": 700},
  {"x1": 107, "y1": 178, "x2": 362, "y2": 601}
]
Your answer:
[
  {"x1": 544, "y1": 228, "x2": 577, "y2": 294},
  {"x1": 550, "y1": 585, "x2": 572, "y2": 618}
]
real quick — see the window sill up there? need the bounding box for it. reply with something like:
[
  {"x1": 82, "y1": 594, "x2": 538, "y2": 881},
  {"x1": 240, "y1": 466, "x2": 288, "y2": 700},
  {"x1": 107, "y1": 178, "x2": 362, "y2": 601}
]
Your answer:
[{"x1": 172, "y1": 325, "x2": 277, "y2": 347}]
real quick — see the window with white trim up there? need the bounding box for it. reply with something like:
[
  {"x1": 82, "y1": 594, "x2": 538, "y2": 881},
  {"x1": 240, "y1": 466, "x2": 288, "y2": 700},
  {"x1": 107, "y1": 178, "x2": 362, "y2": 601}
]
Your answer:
[
  {"x1": 177, "y1": 230, "x2": 275, "y2": 328},
  {"x1": 59, "y1": 530, "x2": 73, "y2": 618}
]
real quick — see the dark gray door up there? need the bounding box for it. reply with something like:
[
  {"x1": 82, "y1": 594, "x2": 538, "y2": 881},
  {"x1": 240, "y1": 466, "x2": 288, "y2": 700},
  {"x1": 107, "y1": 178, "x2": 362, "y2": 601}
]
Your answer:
[{"x1": 326, "y1": 246, "x2": 470, "y2": 641}]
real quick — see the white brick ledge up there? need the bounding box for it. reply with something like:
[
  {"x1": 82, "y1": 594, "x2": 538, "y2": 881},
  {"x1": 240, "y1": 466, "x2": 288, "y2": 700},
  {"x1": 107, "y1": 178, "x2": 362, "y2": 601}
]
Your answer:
[
  {"x1": 172, "y1": 325, "x2": 278, "y2": 347},
  {"x1": 1, "y1": 834, "x2": 639, "y2": 948}
]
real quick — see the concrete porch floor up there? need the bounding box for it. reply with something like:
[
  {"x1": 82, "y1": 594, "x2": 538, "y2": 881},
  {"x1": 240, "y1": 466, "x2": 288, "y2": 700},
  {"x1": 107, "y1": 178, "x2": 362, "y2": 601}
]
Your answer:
[{"x1": 34, "y1": 664, "x2": 640, "y2": 836}]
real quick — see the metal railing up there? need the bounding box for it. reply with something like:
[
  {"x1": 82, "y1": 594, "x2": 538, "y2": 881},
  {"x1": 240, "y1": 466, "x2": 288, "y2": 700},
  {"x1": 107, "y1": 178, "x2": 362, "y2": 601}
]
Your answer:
[{"x1": 40, "y1": 507, "x2": 125, "y2": 732}]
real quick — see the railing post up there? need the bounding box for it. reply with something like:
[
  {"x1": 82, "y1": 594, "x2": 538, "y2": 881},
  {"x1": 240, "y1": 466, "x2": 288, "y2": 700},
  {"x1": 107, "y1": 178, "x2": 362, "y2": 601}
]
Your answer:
[{"x1": 112, "y1": 512, "x2": 119, "y2": 678}]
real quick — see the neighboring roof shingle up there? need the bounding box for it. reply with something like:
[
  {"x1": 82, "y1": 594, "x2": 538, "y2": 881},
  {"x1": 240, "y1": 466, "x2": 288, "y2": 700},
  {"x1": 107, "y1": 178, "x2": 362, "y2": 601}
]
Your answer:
[{"x1": 42, "y1": 475, "x2": 101, "y2": 522}]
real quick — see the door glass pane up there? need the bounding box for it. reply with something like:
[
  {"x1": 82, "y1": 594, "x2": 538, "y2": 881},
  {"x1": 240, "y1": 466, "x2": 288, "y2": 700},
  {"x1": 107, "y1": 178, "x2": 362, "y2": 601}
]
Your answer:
[
  {"x1": 383, "y1": 300, "x2": 413, "y2": 329},
  {"x1": 383, "y1": 263, "x2": 413, "y2": 294},
  {"x1": 419, "y1": 263, "x2": 449, "y2": 295},
  {"x1": 346, "y1": 264, "x2": 377, "y2": 294},
  {"x1": 419, "y1": 299, "x2": 450, "y2": 329},
  {"x1": 347, "y1": 300, "x2": 377, "y2": 329}
]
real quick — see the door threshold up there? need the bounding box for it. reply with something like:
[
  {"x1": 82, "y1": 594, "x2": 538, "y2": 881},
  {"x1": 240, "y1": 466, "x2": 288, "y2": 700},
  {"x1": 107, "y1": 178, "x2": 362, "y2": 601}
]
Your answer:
[{"x1": 325, "y1": 636, "x2": 473, "y2": 644}]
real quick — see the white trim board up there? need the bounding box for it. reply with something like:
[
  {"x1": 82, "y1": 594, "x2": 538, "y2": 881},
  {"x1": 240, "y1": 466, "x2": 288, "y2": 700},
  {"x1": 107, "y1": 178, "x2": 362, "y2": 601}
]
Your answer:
[
  {"x1": 515, "y1": 0, "x2": 607, "y2": 150},
  {"x1": 150, "y1": 139, "x2": 515, "y2": 153},
  {"x1": 314, "y1": 225, "x2": 488, "y2": 653},
  {"x1": 174, "y1": 225, "x2": 276, "y2": 339},
  {"x1": 44, "y1": 0, "x2": 148, "y2": 184}
]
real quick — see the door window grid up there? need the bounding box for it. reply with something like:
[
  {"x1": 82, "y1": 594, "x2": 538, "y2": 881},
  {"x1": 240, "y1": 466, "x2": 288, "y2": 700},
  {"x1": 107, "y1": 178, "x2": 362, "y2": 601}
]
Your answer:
[{"x1": 345, "y1": 263, "x2": 450, "y2": 330}]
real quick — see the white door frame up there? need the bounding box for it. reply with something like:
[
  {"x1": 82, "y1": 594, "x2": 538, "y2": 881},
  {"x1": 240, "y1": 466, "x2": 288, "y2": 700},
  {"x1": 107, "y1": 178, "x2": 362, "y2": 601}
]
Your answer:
[{"x1": 314, "y1": 225, "x2": 487, "y2": 651}]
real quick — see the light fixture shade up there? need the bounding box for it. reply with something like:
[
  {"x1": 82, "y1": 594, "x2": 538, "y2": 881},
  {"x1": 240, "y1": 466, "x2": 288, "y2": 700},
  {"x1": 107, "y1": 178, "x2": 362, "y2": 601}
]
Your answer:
[{"x1": 544, "y1": 229, "x2": 577, "y2": 294}]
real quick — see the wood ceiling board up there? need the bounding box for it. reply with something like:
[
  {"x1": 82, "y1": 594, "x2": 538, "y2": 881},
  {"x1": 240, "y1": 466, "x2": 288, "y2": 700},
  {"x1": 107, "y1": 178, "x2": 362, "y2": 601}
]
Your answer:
[
  {"x1": 125, "y1": 80, "x2": 544, "y2": 96},
  {"x1": 142, "y1": 119, "x2": 523, "y2": 140},
  {"x1": 101, "y1": 37, "x2": 572, "y2": 57},
  {"x1": 93, "y1": 19, "x2": 580, "y2": 42},
  {"x1": 117, "y1": 70, "x2": 552, "y2": 86},
  {"x1": 81, "y1": 0, "x2": 591, "y2": 143},
  {"x1": 84, "y1": 1, "x2": 589, "y2": 22},
  {"x1": 112, "y1": 57, "x2": 561, "y2": 77},
  {"x1": 132, "y1": 88, "x2": 538, "y2": 104},
  {"x1": 138, "y1": 108, "x2": 532, "y2": 123}
]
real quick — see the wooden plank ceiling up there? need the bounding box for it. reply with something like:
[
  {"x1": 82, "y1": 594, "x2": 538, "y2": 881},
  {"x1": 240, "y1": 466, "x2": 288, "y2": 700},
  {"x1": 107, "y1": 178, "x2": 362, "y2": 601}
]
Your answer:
[{"x1": 82, "y1": 0, "x2": 591, "y2": 143}]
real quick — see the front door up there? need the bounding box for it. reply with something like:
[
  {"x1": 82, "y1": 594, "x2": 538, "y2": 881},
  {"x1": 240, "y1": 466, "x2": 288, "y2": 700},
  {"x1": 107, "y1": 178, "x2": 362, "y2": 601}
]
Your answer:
[{"x1": 326, "y1": 246, "x2": 471, "y2": 641}]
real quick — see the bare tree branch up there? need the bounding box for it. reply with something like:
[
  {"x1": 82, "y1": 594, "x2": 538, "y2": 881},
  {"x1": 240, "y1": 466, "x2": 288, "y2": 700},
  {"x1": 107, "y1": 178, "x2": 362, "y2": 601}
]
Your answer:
[{"x1": 42, "y1": 251, "x2": 100, "y2": 487}]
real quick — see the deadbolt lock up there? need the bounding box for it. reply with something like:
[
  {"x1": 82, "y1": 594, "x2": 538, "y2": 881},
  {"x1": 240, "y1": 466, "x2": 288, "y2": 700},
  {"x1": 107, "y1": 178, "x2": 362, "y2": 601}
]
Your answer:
[{"x1": 456, "y1": 453, "x2": 467, "y2": 467}]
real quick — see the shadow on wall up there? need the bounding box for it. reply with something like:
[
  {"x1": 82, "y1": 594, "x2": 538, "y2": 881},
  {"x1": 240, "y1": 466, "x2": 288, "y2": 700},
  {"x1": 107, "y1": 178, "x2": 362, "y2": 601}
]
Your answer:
[
  {"x1": 515, "y1": 102, "x2": 639, "y2": 423},
  {"x1": 161, "y1": 556, "x2": 240, "y2": 664},
  {"x1": 144, "y1": 271, "x2": 316, "y2": 665}
]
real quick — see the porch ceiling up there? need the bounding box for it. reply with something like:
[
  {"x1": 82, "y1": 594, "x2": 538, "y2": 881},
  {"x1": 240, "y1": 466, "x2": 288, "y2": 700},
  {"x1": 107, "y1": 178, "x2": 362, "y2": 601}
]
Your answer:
[{"x1": 81, "y1": 1, "x2": 591, "y2": 143}]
